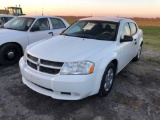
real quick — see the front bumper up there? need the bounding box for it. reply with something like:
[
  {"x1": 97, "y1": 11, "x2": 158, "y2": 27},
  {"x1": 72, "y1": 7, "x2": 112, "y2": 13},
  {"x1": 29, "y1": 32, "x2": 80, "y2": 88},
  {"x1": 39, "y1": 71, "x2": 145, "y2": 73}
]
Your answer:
[{"x1": 19, "y1": 57, "x2": 97, "y2": 100}]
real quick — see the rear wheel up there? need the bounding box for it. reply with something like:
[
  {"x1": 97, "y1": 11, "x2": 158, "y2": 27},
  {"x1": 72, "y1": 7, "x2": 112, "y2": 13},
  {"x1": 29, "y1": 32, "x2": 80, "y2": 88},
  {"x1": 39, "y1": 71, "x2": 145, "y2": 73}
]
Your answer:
[
  {"x1": 98, "y1": 63, "x2": 115, "y2": 97},
  {"x1": 0, "y1": 43, "x2": 22, "y2": 66}
]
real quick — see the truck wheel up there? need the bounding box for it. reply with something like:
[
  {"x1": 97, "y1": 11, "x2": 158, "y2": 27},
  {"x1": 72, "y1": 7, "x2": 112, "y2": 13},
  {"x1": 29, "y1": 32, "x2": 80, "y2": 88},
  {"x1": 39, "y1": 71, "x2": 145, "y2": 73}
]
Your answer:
[
  {"x1": 98, "y1": 63, "x2": 115, "y2": 97},
  {"x1": 133, "y1": 44, "x2": 142, "y2": 61},
  {"x1": 0, "y1": 43, "x2": 22, "y2": 66}
]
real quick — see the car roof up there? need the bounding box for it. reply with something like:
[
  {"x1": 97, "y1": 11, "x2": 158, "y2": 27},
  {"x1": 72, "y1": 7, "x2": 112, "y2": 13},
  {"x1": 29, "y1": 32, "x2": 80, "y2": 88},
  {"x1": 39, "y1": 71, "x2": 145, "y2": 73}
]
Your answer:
[
  {"x1": 0, "y1": 14, "x2": 14, "y2": 17},
  {"x1": 80, "y1": 17, "x2": 132, "y2": 22},
  {"x1": 18, "y1": 15, "x2": 63, "y2": 19}
]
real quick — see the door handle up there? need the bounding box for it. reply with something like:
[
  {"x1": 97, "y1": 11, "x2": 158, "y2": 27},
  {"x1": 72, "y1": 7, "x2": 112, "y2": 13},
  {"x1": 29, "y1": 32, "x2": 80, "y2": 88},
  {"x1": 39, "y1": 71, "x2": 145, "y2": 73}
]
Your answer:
[
  {"x1": 134, "y1": 39, "x2": 137, "y2": 44},
  {"x1": 48, "y1": 32, "x2": 53, "y2": 36}
]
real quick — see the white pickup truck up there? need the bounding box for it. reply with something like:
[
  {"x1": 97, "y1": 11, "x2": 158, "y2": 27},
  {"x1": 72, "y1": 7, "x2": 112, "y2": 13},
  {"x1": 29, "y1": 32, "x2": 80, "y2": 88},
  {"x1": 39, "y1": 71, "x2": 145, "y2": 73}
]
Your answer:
[
  {"x1": 0, "y1": 15, "x2": 69, "y2": 65},
  {"x1": 19, "y1": 17, "x2": 143, "y2": 100}
]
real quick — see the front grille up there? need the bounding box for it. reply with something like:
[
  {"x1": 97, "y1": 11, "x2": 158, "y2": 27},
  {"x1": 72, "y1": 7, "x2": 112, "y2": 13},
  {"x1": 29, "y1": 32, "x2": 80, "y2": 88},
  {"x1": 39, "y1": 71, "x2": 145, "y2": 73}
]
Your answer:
[
  {"x1": 27, "y1": 54, "x2": 38, "y2": 62},
  {"x1": 40, "y1": 59, "x2": 63, "y2": 67},
  {"x1": 26, "y1": 53, "x2": 63, "y2": 75},
  {"x1": 40, "y1": 66, "x2": 60, "y2": 74},
  {"x1": 27, "y1": 60, "x2": 37, "y2": 70}
]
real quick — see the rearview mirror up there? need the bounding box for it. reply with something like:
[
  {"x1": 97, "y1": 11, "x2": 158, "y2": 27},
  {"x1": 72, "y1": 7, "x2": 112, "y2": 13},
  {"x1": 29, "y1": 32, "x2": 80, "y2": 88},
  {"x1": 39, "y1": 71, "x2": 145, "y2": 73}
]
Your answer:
[
  {"x1": 30, "y1": 26, "x2": 40, "y2": 32},
  {"x1": 120, "y1": 35, "x2": 133, "y2": 43}
]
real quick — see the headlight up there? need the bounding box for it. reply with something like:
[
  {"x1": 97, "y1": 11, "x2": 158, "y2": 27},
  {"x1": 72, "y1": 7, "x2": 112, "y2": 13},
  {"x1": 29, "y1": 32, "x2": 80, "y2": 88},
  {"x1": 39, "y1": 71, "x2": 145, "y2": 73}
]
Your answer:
[{"x1": 60, "y1": 61, "x2": 94, "y2": 75}]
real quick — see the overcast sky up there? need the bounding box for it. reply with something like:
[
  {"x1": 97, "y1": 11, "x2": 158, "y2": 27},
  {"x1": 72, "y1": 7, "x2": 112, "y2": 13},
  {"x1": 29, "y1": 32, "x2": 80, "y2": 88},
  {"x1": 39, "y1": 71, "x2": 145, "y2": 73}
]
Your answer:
[{"x1": 1, "y1": 0, "x2": 160, "y2": 17}]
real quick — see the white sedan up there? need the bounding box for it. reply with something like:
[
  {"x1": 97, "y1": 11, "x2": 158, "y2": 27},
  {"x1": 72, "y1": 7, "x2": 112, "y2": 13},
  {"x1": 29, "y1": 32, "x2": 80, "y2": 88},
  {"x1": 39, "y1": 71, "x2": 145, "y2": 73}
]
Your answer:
[
  {"x1": 19, "y1": 17, "x2": 143, "y2": 100},
  {"x1": 0, "y1": 15, "x2": 69, "y2": 65}
]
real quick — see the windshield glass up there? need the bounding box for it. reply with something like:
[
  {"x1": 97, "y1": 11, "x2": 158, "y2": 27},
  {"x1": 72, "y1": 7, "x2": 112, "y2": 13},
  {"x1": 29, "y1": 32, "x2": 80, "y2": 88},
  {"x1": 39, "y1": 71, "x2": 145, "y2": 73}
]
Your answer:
[
  {"x1": 3, "y1": 17, "x2": 35, "y2": 31},
  {"x1": 62, "y1": 20, "x2": 119, "y2": 41}
]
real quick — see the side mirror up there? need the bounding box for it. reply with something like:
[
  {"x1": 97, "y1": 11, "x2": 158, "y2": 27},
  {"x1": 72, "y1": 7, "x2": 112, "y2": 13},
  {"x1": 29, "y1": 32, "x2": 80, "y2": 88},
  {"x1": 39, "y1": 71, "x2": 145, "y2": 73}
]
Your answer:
[
  {"x1": 30, "y1": 26, "x2": 40, "y2": 32},
  {"x1": 25, "y1": 26, "x2": 29, "y2": 31},
  {"x1": 120, "y1": 35, "x2": 133, "y2": 43}
]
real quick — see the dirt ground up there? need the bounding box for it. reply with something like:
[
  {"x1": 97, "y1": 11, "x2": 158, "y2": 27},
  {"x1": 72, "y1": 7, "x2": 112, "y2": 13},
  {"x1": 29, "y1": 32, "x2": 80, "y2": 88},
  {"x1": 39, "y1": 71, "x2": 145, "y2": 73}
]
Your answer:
[{"x1": 0, "y1": 49, "x2": 160, "y2": 120}]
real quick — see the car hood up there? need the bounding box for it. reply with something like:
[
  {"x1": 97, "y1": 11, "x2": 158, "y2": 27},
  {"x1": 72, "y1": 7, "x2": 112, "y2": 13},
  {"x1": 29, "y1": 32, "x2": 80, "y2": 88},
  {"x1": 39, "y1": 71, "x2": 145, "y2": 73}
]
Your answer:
[
  {"x1": 27, "y1": 35, "x2": 114, "y2": 62},
  {"x1": 0, "y1": 29, "x2": 22, "y2": 36},
  {"x1": 0, "y1": 29, "x2": 27, "y2": 45}
]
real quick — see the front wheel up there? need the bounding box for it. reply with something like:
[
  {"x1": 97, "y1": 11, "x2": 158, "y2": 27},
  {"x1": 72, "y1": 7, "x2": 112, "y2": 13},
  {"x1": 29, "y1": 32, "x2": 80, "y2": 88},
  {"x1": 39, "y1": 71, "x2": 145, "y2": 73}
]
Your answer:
[
  {"x1": 0, "y1": 43, "x2": 22, "y2": 66},
  {"x1": 98, "y1": 63, "x2": 115, "y2": 97}
]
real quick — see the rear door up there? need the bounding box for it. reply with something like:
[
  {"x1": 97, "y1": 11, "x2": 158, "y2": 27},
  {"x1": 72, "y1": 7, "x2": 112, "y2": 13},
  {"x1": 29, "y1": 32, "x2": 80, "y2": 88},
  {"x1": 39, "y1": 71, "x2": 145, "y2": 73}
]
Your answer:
[
  {"x1": 28, "y1": 18, "x2": 53, "y2": 44},
  {"x1": 129, "y1": 22, "x2": 139, "y2": 57}
]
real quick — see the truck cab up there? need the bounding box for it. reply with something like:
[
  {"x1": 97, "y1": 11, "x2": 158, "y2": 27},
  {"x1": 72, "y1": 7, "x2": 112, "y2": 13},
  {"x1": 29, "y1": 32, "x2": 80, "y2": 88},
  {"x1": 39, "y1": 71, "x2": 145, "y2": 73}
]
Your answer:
[{"x1": 0, "y1": 6, "x2": 25, "y2": 16}]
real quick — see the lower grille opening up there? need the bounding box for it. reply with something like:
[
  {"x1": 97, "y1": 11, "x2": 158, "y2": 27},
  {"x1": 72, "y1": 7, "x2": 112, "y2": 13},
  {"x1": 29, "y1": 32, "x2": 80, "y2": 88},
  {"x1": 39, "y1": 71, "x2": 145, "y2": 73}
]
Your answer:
[
  {"x1": 31, "y1": 81, "x2": 53, "y2": 92},
  {"x1": 61, "y1": 92, "x2": 71, "y2": 95}
]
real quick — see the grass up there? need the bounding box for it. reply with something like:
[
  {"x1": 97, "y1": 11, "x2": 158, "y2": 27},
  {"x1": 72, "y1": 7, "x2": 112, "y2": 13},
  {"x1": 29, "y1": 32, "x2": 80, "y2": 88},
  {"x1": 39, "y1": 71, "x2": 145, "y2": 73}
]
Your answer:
[
  {"x1": 139, "y1": 26, "x2": 160, "y2": 51},
  {"x1": 136, "y1": 21, "x2": 160, "y2": 27}
]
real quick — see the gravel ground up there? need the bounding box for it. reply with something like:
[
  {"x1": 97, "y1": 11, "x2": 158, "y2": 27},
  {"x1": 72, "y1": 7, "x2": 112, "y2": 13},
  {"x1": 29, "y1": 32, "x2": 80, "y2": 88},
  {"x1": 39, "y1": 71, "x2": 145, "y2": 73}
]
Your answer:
[{"x1": 0, "y1": 49, "x2": 160, "y2": 120}]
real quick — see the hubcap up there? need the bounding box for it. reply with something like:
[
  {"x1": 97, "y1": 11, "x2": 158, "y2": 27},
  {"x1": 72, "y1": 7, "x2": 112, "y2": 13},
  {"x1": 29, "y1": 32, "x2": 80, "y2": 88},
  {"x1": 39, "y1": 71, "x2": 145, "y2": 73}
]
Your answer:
[
  {"x1": 104, "y1": 68, "x2": 114, "y2": 91},
  {"x1": 7, "y1": 51, "x2": 15, "y2": 59},
  {"x1": 4, "y1": 47, "x2": 16, "y2": 60}
]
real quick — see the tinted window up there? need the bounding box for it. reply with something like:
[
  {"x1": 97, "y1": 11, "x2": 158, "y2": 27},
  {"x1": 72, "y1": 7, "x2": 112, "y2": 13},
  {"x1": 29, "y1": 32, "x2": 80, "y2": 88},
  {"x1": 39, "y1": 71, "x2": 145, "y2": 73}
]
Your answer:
[
  {"x1": 33, "y1": 18, "x2": 50, "y2": 31},
  {"x1": 121, "y1": 23, "x2": 131, "y2": 39},
  {"x1": 129, "y1": 22, "x2": 137, "y2": 35},
  {"x1": 50, "y1": 18, "x2": 66, "y2": 29}
]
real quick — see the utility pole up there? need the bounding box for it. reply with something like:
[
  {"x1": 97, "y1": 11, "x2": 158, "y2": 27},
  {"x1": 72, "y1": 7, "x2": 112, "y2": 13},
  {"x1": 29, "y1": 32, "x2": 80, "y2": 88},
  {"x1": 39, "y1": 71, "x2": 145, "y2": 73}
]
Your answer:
[{"x1": 42, "y1": 8, "x2": 43, "y2": 16}]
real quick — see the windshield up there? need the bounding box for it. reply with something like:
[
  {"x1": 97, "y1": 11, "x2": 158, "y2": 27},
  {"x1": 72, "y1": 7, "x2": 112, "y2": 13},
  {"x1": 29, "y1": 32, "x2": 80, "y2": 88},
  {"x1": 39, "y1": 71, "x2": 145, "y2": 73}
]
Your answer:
[
  {"x1": 3, "y1": 17, "x2": 35, "y2": 31},
  {"x1": 62, "y1": 20, "x2": 119, "y2": 41}
]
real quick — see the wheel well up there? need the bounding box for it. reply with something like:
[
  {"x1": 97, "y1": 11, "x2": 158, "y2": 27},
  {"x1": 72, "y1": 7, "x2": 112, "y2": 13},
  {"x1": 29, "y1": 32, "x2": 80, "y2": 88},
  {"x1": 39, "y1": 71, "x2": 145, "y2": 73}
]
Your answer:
[
  {"x1": 0, "y1": 42, "x2": 23, "y2": 56},
  {"x1": 111, "y1": 59, "x2": 118, "y2": 74}
]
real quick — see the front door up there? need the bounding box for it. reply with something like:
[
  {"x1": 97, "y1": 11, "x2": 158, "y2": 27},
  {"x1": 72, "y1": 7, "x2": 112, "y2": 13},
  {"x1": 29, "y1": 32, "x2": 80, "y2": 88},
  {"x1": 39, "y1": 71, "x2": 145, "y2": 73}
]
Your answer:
[
  {"x1": 28, "y1": 18, "x2": 53, "y2": 45},
  {"x1": 118, "y1": 22, "x2": 135, "y2": 70}
]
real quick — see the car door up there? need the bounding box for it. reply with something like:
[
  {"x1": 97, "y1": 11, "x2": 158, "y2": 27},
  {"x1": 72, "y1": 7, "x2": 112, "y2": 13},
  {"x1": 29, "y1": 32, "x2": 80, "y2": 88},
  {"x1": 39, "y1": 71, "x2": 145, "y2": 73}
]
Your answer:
[
  {"x1": 49, "y1": 18, "x2": 67, "y2": 36},
  {"x1": 118, "y1": 22, "x2": 135, "y2": 69},
  {"x1": 129, "y1": 22, "x2": 139, "y2": 58},
  {"x1": 27, "y1": 18, "x2": 53, "y2": 45}
]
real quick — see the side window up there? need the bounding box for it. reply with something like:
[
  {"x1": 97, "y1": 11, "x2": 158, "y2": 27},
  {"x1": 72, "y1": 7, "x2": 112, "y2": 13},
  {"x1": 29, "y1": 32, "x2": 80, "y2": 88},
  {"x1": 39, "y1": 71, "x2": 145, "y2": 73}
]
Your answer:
[
  {"x1": 27, "y1": 19, "x2": 34, "y2": 27},
  {"x1": 50, "y1": 18, "x2": 66, "y2": 29},
  {"x1": 7, "y1": 17, "x2": 14, "y2": 22},
  {"x1": 0, "y1": 17, "x2": 7, "y2": 24},
  {"x1": 121, "y1": 23, "x2": 131, "y2": 39},
  {"x1": 33, "y1": 18, "x2": 50, "y2": 31},
  {"x1": 129, "y1": 22, "x2": 137, "y2": 35}
]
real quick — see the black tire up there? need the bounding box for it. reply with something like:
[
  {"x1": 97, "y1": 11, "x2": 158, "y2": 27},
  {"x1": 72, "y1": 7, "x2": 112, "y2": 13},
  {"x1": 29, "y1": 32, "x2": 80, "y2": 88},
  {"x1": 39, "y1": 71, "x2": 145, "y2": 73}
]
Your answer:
[
  {"x1": 98, "y1": 62, "x2": 115, "y2": 97},
  {"x1": 133, "y1": 44, "x2": 142, "y2": 61},
  {"x1": 0, "y1": 43, "x2": 22, "y2": 66}
]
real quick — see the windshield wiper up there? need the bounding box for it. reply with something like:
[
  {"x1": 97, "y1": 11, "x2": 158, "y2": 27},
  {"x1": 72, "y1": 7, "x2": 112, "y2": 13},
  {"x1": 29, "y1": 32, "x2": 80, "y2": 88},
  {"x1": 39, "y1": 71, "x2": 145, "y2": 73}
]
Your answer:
[
  {"x1": 5, "y1": 27, "x2": 25, "y2": 31},
  {"x1": 6, "y1": 27, "x2": 16, "y2": 30},
  {"x1": 61, "y1": 33, "x2": 70, "y2": 36}
]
